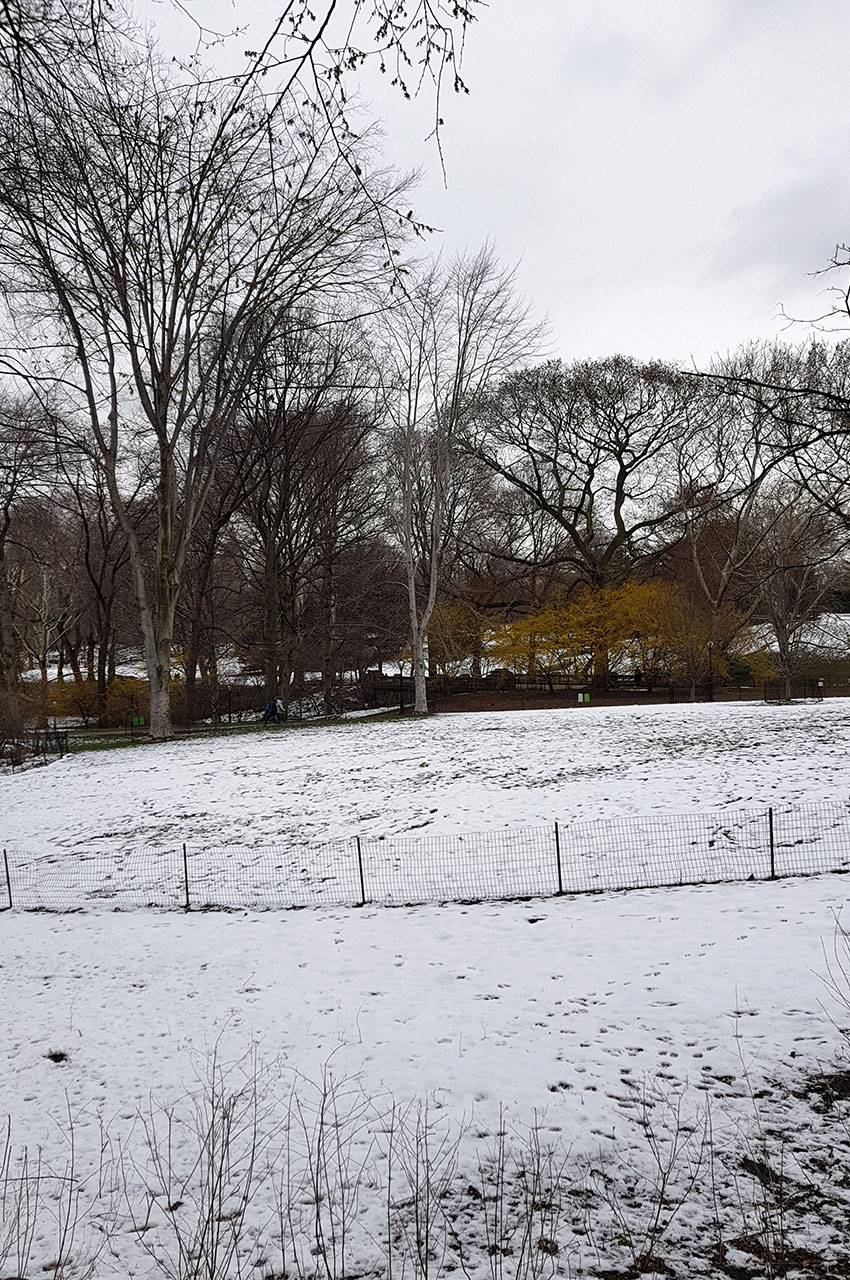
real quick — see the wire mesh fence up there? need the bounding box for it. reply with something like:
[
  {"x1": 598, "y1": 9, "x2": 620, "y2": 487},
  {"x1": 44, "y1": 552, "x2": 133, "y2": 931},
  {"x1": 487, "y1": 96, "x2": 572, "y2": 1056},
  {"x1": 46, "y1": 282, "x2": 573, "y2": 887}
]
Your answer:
[{"x1": 3, "y1": 801, "x2": 850, "y2": 913}]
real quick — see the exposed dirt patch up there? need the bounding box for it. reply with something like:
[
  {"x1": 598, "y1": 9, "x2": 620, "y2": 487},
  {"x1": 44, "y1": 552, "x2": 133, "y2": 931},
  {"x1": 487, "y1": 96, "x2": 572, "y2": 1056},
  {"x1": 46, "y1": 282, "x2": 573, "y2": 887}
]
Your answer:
[{"x1": 801, "y1": 1066, "x2": 850, "y2": 1112}]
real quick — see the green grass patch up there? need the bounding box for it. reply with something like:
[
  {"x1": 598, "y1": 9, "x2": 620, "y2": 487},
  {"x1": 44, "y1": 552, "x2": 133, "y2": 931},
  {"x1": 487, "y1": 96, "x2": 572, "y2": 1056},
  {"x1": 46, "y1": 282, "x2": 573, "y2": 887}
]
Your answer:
[{"x1": 67, "y1": 710, "x2": 401, "y2": 755}]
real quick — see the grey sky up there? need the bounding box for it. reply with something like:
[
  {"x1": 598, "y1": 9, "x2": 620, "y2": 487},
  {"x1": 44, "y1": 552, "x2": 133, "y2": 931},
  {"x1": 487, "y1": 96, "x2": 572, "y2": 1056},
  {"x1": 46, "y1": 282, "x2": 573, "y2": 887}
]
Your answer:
[{"x1": 161, "y1": 0, "x2": 850, "y2": 366}]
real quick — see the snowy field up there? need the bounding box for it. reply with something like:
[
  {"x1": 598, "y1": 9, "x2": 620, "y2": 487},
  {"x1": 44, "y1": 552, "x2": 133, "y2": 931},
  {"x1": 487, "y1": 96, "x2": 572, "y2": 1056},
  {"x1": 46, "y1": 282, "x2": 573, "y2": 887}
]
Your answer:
[
  {"x1": 3, "y1": 700, "x2": 850, "y2": 1276},
  {"x1": 4, "y1": 699, "x2": 850, "y2": 909},
  {"x1": 6, "y1": 698, "x2": 850, "y2": 854}
]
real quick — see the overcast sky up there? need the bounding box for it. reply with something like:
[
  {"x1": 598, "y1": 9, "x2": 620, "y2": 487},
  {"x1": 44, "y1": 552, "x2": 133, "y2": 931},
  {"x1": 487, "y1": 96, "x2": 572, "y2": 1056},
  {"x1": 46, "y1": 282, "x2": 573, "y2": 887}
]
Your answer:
[{"x1": 163, "y1": 0, "x2": 850, "y2": 367}]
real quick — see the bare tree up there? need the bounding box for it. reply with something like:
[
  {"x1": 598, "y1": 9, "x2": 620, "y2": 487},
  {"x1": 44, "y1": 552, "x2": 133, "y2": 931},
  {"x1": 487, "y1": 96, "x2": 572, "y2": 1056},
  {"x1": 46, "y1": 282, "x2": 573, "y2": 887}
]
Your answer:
[
  {"x1": 309, "y1": 414, "x2": 382, "y2": 713},
  {"x1": 0, "y1": 0, "x2": 483, "y2": 115},
  {"x1": 382, "y1": 246, "x2": 538, "y2": 714},
  {"x1": 670, "y1": 343, "x2": 850, "y2": 697},
  {"x1": 234, "y1": 311, "x2": 380, "y2": 712},
  {"x1": 51, "y1": 445, "x2": 140, "y2": 713},
  {"x1": 749, "y1": 493, "x2": 844, "y2": 699},
  {"x1": 0, "y1": 395, "x2": 50, "y2": 725},
  {"x1": 466, "y1": 356, "x2": 696, "y2": 685},
  {"x1": 468, "y1": 357, "x2": 696, "y2": 591},
  {"x1": 0, "y1": 6, "x2": 410, "y2": 738},
  {"x1": 173, "y1": 428, "x2": 266, "y2": 727},
  {"x1": 670, "y1": 381, "x2": 788, "y2": 695},
  {"x1": 7, "y1": 501, "x2": 75, "y2": 687},
  {"x1": 172, "y1": 0, "x2": 484, "y2": 193}
]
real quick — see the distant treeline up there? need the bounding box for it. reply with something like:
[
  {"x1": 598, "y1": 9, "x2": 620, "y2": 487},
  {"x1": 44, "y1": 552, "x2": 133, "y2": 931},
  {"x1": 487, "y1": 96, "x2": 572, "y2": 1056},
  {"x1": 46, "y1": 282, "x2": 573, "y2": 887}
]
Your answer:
[{"x1": 1, "y1": 1, "x2": 850, "y2": 734}]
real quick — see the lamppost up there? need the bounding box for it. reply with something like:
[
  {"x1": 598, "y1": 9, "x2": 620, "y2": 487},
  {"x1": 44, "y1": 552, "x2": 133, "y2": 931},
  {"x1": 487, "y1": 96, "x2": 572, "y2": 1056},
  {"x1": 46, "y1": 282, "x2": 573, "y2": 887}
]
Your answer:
[{"x1": 707, "y1": 639, "x2": 714, "y2": 702}]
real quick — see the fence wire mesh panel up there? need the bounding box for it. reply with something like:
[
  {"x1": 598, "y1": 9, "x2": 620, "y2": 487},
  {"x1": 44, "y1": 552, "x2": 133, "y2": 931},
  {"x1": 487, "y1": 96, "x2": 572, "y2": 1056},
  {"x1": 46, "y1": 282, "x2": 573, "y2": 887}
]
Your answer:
[
  {"x1": 556, "y1": 809, "x2": 770, "y2": 893},
  {"x1": 3, "y1": 803, "x2": 850, "y2": 912},
  {"x1": 361, "y1": 826, "x2": 558, "y2": 905},
  {"x1": 6, "y1": 848, "x2": 183, "y2": 909},
  {"x1": 772, "y1": 802, "x2": 850, "y2": 877},
  {"x1": 184, "y1": 840, "x2": 361, "y2": 909}
]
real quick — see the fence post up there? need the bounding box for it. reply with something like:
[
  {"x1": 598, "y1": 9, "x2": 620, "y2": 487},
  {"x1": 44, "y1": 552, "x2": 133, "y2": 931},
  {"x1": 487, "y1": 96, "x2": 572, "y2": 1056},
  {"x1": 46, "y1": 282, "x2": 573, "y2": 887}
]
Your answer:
[
  {"x1": 554, "y1": 822, "x2": 564, "y2": 896},
  {"x1": 2, "y1": 849, "x2": 11, "y2": 910},
  {"x1": 355, "y1": 836, "x2": 367, "y2": 906},
  {"x1": 182, "y1": 843, "x2": 191, "y2": 911},
  {"x1": 768, "y1": 808, "x2": 776, "y2": 880}
]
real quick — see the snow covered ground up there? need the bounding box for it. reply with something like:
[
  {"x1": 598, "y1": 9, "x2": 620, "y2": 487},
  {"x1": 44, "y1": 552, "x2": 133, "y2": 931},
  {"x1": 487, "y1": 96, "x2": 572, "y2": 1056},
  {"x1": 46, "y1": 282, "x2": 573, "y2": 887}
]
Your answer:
[
  {"x1": 5, "y1": 698, "x2": 850, "y2": 855},
  {"x1": 3, "y1": 879, "x2": 850, "y2": 1277},
  {"x1": 3, "y1": 700, "x2": 850, "y2": 1276},
  {"x1": 4, "y1": 698, "x2": 850, "y2": 910}
]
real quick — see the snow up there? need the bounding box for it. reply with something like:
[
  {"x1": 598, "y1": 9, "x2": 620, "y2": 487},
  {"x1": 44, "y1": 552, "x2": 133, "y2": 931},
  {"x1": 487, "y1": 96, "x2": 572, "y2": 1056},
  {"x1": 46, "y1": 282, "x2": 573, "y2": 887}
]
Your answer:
[
  {"x1": 3, "y1": 880, "x2": 850, "y2": 1276},
  {"x1": 5, "y1": 698, "x2": 850, "y2": 858},
  {"x1": 3, "y1": 699, "x2": 850, "y2": 1276},
  {"x1": 2, "y1": 879, "x2": 843, "y2": 1127},
  {"x1": 762, "y1": 610, "x2": 850, "y2": 657}
]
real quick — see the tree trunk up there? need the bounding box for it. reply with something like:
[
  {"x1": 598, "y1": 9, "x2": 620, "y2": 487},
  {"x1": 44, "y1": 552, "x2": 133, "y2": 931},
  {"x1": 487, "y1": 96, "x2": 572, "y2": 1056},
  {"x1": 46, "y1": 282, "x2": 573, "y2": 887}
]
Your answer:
[
  {"x1": 404, "y1": 475, "x2": 440, "y2": 717},
  {"x1": 407, "y1": 555, "x2": 436, "y2": 717},
  {"x1": 321, "y1": 560, "x2": 338, "y2": 716},
  {"x1": 776, "y1": 628, "x2": 793, "y2": 702},
  {"x1": 65, "y1": 634, "x2": 84, "y2": 683},
  {"x1": 411, "y1": 620, "x2": 429, "y2": 715},
  {"x1": 124, "y1": 454, "x2": 183, "y2": 741},
  {"x1": 184, "y1": 537, "x2": 219, "y2": 726},
  {"x1": 687, "y1": 646, "x2": 697, "y2": 702},
  {"x1": 592, "y1": 645, "x2": 610, "y2": 691},
  {"x1": 96, "y1": 630, "x2": 110, "y2": 724},
  {"x1": 263, "y1": 536, "x2": 279, "y2": 703},
  {"x1": 0, "y1": 551, "x2": 20, "y2": 725},
  {"x1": 279, "y1": 572, "x2": 308, "y2": 715},
  {"x1": 147, "y1": 627, "x2": 175, "y2": 740},
  {"x1": 148, "y1": 666, "x2": 170, "y2": 738},
  {"x1": 184, "y1": 642, "x2": 199, "y2": 728}
]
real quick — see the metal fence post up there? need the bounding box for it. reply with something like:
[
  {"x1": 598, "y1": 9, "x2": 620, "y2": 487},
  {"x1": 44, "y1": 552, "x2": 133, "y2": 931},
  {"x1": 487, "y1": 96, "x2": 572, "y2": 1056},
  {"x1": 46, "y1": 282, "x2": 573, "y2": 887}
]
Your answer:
[
  {"x1": 182, "y1": 843, "x2": 191, "y2": 911},
  {"x1": 768, "y1": 808, "x2": 776, "y2": 880},
  {"x1": 2, "y1": 849, "x2": 11, "y2": 910},
  {"x1": 355, "y1": 837, "x2": 367, "y2": 906},
  {"x1": 554, "y1": 822, "x2": 564, "y2": 895}
]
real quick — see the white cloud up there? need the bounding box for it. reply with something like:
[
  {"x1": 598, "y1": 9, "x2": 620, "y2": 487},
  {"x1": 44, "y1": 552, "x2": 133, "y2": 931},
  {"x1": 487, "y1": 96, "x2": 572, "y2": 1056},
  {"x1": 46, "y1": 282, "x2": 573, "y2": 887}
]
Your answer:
[
  {"x1": 135, "y1": 0, "x2": 850, "y2": 364},
  {"x1": 713, "y1": 164, "x2": 850, "y2": 291}
]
